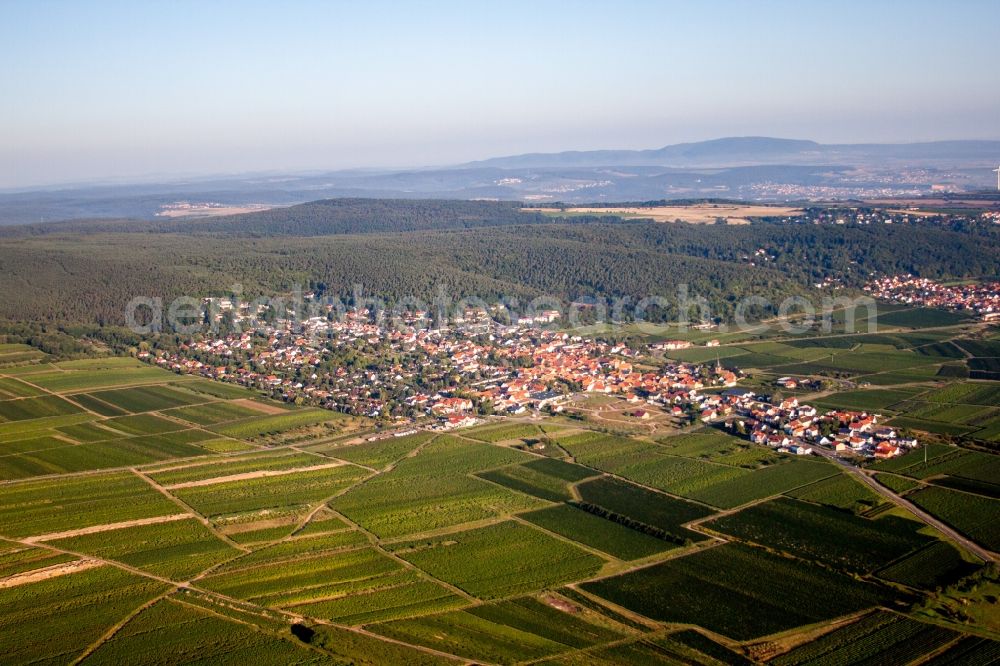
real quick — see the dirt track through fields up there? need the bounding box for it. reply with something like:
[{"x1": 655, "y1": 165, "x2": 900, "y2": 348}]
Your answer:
[
  {"x1": 0, "y1": 558, "x2": 101, "y2": 588},
  {"x1": 23, "y1": 513, "x2": 191, "y2": 543},
  {"x1": 161, "y1": 461, "x2": 345, "y2": 490}
]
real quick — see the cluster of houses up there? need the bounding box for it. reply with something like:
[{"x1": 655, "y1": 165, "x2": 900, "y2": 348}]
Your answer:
[
  {"x1": 823, "y1": 410, "x2": 918, "y2": 457},
  {"x1": 744, "y1": 183, "x2": 926, "y2": 200},
  {"x1": 651, "y1": 338, "x2": 720, "y2": 351},
  {"x1": 142, "y1": 303, "x2": 739, "y2": 425},
  {"x1": 415, "y1": 334, "x2": 738, "y2": 420},
  {"x1": 787, "y1": 207, "x2": 960, "y2": 226},
  {"x1": 775, "y1": 376, "x2": 822, "y2": 390},
  {"x1": 718, "y1": 390, "x2": 918, "y2": 458},
  {"x1": 140, "y1": 294, "x2": 926, "y2": 460},
  {"x1": 865, "y1": 275, "x2": 1000, "y2": 321}
]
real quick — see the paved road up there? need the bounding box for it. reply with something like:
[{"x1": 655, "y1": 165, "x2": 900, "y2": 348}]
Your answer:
[{"x1": 810, "y1": 446, "x2": 996, "y2": 563}]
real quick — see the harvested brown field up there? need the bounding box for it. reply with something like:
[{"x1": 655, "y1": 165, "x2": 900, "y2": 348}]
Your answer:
[
  {"x1": 0, "y1": 559, "x2": 101, "y2": 588},
  {"x1": 884, "y1": 208, "x2": 945, "y2": 217},
  {"x1": 230, "y1": 398, "x2": 288, "y2": 415},
  {"x1": 24, "y1": 514, "x2": 190, "y2": 543},
  {"x1": 528, "y1": 203, "x2": 802, "y2": 224},
  {"x1": 161, "y1": 462, "x2": 345, "y2": 490}
]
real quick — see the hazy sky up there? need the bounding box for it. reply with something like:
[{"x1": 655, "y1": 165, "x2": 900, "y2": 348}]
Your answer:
[{"x1": 2, "y1": 0, "x2": 998, "y2": 188}]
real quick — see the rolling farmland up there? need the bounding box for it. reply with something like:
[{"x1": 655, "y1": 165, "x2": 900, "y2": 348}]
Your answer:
[
  {"x1": 704, "y1": 497, "x2": 933, "y2": 573},
  {"x1": 387, "y1": 521, "x2": 604, "y2": 599},
  {"x1": 1, "y1": 355, "x2": 998, "y2": 663},
  {"x1": 581, "y1": 543, "x2": 897, "y2": 640},
  {"x1": 6, "y1": 0, "x2": 1000, "y2": 657},
  {"x1": 769, "y1": 610, "x2": 962, "y2": 666}
]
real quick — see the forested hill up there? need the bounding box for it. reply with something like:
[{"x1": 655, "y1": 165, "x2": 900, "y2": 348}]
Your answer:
[
  {"x1": 0, "y1": 198, "x2": 998, "y2": 328},
  {"x1": 0, "y1": 219, "x2": 998, "y2": 328},
  {"x1": 168, "y1": 199, "x2": 556, "y2": 235},
  {"x1": 0, "y1": 229, "x2": 809, "y2": 326},
  {"x1": 1, "y1": 199, "x2": 563, "y2": 237}
]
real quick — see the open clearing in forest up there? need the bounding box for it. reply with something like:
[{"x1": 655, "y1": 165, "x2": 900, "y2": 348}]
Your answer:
[{"x1": 528, "y1": 203, "x2": 803, "y2": 224}]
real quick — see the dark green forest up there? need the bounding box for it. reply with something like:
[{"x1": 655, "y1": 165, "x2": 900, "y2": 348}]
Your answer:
[
  {"x1": 0, "y1": 199, "x2": 554, "y2": 236},
  {"x1": 0, "y1": 199, "x2": 997, "y2": 329}
]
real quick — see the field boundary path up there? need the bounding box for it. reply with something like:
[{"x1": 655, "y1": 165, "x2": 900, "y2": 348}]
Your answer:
[
  {"x1": 811, "y1": 447, "x2": 996, "y2": 563},
  {"x1": 23, "y1": 514, "x2": 190, "y2": 544}
]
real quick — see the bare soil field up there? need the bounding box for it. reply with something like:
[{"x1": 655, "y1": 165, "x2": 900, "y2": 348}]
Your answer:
[
  {"x1": 883, "y1": 209, "x2": 940, "y2": 217},
  {"x1": 528, "y1": 203, "x2": 802, "y2": 224},
  {"x1": 231, "y1": 398, "x2": 289, "y2": 415},
  {"x1": 24, "y1": 514, "x2": 190, "y2": 543},
  {"x1": 0, "y1": 559, "x2": 101, "y2": 589},
  {"x1": 162, "y1": 462, "x2": 345, "y2": 490}
]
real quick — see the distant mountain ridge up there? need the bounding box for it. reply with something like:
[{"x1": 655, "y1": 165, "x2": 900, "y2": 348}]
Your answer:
[
  {"x1": 2, "y1": 136, "x2": 999, "y2": 225},
  {"x1": 465, "y1": 137, "x2": 1000, "y2": 168}
]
